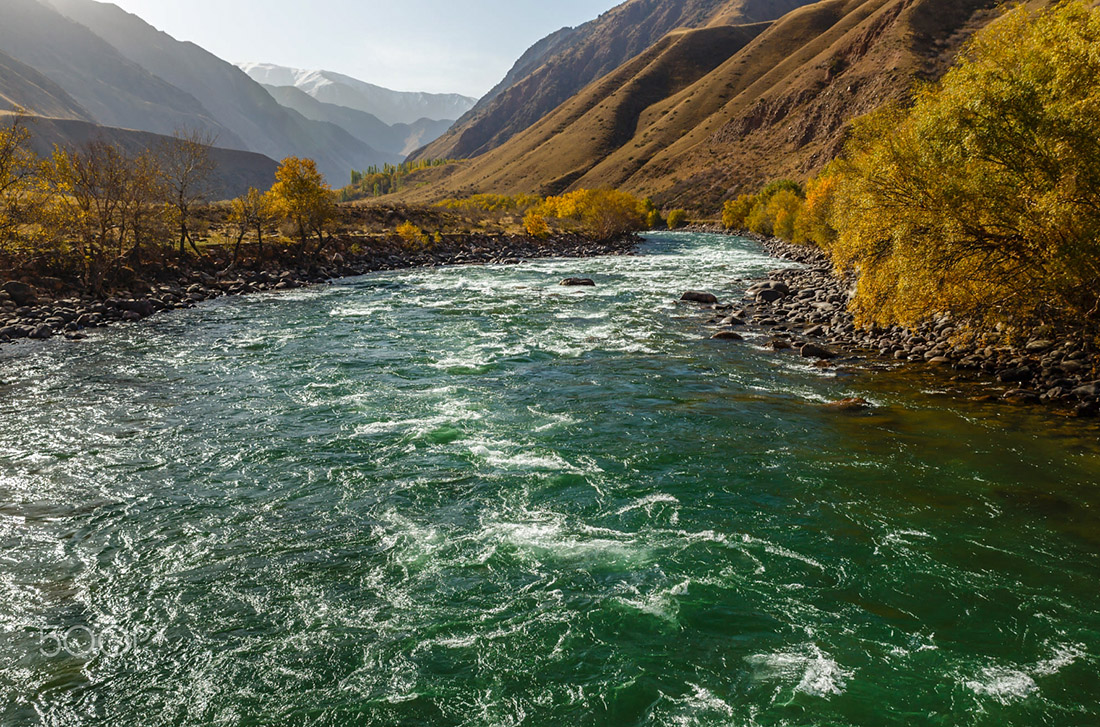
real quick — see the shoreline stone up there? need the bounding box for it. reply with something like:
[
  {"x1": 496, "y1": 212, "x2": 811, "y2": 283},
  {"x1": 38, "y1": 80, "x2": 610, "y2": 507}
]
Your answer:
[
  {"x1": 0, "y1": 233, "x2": 639, "y2": 348},
  {"x1": 697, "y1": 231, "x2": 1100, "y2": 418}
]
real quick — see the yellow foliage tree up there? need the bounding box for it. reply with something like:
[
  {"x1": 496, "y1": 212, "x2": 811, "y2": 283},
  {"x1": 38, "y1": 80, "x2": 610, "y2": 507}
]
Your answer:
[
  {"x1": 830, "y1": 1, "x2": 1100, "y2": 332},
  {"x1": 0, "y1": 112, "x2": 45, "y2": 253},
  {"x1": 721, "y1": 194, "x2": 756, "y2": 231},
  {"x1": 536, "y1": 189, "x2": 646, "y2": 240},
  {"x1": 268, "y1": 157, "x2": 335, "y2": 251}
]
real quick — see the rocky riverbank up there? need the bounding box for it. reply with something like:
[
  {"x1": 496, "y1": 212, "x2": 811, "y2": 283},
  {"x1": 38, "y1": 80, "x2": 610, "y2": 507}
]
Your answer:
[
  {"x1": 691, "y1": 234, "x2": 1100, "y2": 418},
  {"x1": 0, "y1": 233, "x2": 638, "y2": 347}
]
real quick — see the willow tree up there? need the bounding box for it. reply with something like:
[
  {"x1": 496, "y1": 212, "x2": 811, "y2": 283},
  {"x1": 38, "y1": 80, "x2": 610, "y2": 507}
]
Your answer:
[{"x1": 830, "y1": 1, "x2": 1100, "y2": 332}]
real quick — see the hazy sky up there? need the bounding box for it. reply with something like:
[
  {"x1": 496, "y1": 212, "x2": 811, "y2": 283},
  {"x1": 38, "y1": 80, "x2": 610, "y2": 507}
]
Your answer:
[{"x1": 105, "y1": 0, "x2": 619, "y2": 98}]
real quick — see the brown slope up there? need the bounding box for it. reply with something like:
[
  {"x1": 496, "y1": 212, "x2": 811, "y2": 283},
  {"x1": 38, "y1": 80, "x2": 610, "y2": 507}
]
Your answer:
[
  {"x1": 403, "y1": 0, "x2": 1001, "y2": 212},
  {"x1": 400, "y1": 23, "x2": 769, "y2": 200},
  {"x1": 637, "y1": 0, "x2": 1002, "y2": 209},
  {"x1": 410, "y1": 0, "x2": 818, "y2": 162}
]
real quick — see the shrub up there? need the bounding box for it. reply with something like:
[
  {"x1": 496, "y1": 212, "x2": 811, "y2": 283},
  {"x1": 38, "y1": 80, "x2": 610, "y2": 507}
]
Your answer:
[
  {"x1": 830, "y1": 1, "x2": 1100, "y2": 333},
  {"x1": 666, "y1": 209, "x2": 688, "y2": 229},
  {"x1": 523, "y1": 211, "x2": 550, "y2": 238},
  {"x1": 396, "y1": 221, "x2": 428, "y2": 247}
]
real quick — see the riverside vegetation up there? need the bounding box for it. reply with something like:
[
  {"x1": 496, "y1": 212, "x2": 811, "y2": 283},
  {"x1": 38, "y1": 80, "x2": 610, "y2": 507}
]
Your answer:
[
  {"x1": 715, "y1": 2, "x2": 1100, "y2": 416},
  {"x1": 0, "y1": 120, "x2": 651, "y2": 344}
]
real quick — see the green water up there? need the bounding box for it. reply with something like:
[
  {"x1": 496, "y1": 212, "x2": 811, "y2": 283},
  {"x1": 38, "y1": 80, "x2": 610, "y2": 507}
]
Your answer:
[{"x1": 1, "y1": 232, "x2": 1098, "y2": 726}]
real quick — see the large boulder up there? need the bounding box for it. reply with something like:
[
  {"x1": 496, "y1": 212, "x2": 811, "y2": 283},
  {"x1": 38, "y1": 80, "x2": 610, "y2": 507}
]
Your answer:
[
  {"x1": 681, "y1": 291, "x2": 718, "y2": 305},
  {"x1": 1073, "y1": 381, "x2": 1100, "y2": 399},
  {"x1": 1, "y1": 281, "x2": 36, "y2": 306},
  {"x1": 711, "y1": 331, "x2": 743, "y2": 341},
  {"x1": 756, "y1": 289, "x2": 786, "y2": 303},
  {"x1": 800, "y1": 343, "x2": 837, "y2": 360}
]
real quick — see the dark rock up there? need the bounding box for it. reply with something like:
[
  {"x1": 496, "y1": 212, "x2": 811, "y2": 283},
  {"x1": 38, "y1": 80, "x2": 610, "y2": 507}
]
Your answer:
[
  {"x1": 2, "y1": 281, "x2": 36, "y2": 305},
  {"x1": 1073, "y1": 401, "x2": 1099, "y2": 418},
  {"x1": 681, "y1": 291, "x2": 719, "y2": 305},
  {"x1": 559, "y1": 278, "x2": 595, "y2": 287},
  {"x1": 755, "y1": 289, "x2": 785, "y2": 303},
  {"x1": 29, "y1": 324, "x2": 53, "y2": 340},
  {"x1": 800, "y1": 343, "x2": 837, "y2": 360},
  {"x1": 998, "y1": 366, "x2": 1032, "y2": 384},
  {"x1": 1073, "y1": 381, "x2": 1100, "y2": 399},
  {"x1": 1003, "y1": 389, "x2": 1041, "y2": 404},
  {"x1": 711, "y1": 331, "x2": 744, "y2": 341}
]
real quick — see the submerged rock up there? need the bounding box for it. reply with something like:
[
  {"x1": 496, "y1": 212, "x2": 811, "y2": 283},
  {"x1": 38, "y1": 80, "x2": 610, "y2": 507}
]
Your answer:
[
  {"x1": 711, "y1": 331, "x2": 744, "y2": 341},
  {"x1": 824, "y1": 397, "x2": 871, "y2": 412},
  {"x1": 560, "y1": 278, "x2": 595, "y2": 287}
]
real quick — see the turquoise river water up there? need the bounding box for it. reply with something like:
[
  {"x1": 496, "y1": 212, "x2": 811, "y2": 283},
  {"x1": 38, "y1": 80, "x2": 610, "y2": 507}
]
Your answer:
[{"x1": 0, "y1": 232, "x2": 1098, "y2": 726}]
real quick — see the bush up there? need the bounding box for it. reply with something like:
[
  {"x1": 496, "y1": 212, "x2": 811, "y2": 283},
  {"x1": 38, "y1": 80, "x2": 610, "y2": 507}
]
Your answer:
[
  {"x1": 830, "y1": 1, "x2": 1100, "y2": 333},
  {"x1": 524, "y1": 211, "x2": 550, "y2": 238},
  {"x1": 536, "y1": 189, "x2": 647, "y2": 240},
  {"x1": 396, "y1": 221, "x2": 428, "y2": 247},
  {"x1": 666, "y1": 209, "x2": 688, "y2": 229}
]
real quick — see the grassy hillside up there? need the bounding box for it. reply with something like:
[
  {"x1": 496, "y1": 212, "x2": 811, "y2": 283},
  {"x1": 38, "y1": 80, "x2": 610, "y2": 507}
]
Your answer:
[
  {"x1": 411, "y1": 0, "x2": 817, "y2": 162},
  {"x1": 402, "y1": 0, "x2": 1001, "y2": 212}
]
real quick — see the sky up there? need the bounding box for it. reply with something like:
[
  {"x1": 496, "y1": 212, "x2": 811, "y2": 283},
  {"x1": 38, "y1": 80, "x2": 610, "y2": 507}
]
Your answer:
[{"x1": 105, "y1": 0, "x2": 621, "y2": 98}]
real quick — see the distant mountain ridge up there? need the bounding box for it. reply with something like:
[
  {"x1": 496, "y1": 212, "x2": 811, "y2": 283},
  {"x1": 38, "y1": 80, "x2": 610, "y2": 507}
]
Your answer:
[
  {"x1": 0, "y1": 0, "x2": 473, "y2": 186},
  {"x1": 261, "y1": 85, "x2": 450, "y2": 159},
  {"x1": 238, "y1": 63, "x2": 476, "y2": 127},
  {"x1": 411, "y1": 0, "x2": 816, "y2": 162},
  {"x1": 0, "y1": 0, "x2": 236, "y2": 144},
  {"x1": 0, "y1": 48, "x2": 94, "y2": 121}
]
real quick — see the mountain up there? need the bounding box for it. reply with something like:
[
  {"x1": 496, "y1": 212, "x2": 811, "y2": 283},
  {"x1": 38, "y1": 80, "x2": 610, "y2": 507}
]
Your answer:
[
  {"x1": 238, "y1": 63, "x2": 476, "y2": 127},
  {"x1": 401, "y1": 0, "x2": 1002, "y2": 211},
  {"x1": 0, "y1": 48, "x2": 94, "y2": 121},
  {"x1": 3, "y1": 112, "x2": 278, "y2": 198},
  {"x1": 261, "y1": 85, "x2": 449, "y2": 159},
  {"x1": 410, "y1": 0, "x2": 817, "y2": 161},
  {"x1": 41, "y1": 0, "x2": 394, "y2": 183},
  {"x1": 0, "y1": 0, "x2": 236, "y2": 143}
]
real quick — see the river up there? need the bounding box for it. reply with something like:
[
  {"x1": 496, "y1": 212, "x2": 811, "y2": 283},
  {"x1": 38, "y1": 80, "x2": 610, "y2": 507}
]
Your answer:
[{"x1": 1, "y1": 232, "x2": 1097, "y2": 725}]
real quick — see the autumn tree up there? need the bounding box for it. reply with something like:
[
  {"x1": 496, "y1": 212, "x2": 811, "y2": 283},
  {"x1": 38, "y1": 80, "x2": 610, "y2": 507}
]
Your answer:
[
  {"x1": 0, "y1": 112, "x2": 47, "y2": 253},
  {"x1": 227, "y1": 186, "x2": 275, "y2": 266},
  {"x1": 158, "y1": 129, "x2": 218, "y2": 258},
  {"x1": 830, "y1": 1, "x2": 1100, "y2": 332},
  {"x1": 538, "y1": 188, "x2": 647, "y2": 240},
  {"x1": 47, "y1": 141, "x2": 165, "y2": 288},
  {"x1": 268, "y1": 157, "x2": 335, "y2": 254}
]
